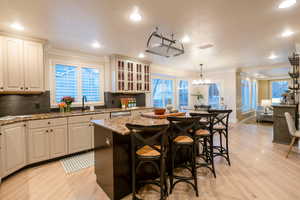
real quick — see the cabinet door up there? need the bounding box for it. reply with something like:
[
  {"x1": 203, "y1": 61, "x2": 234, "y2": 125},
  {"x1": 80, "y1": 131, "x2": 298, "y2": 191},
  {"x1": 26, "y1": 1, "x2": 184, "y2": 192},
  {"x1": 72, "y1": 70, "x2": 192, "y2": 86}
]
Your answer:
[
  {"x1": 49, "y1": 125, "x2": 68, "y2": 158},
  {"x1": 28, "y1": 127, "x2": 50, "y2": 164},
  {"x1": 24, "y1": 41, "x2": 44, "y2": 92},
  {"x1": 1, "y1": 123, "x2": 26, "y2": 177},
  {"x1": 68, "y1": 123, "x2": 92, "y2": 154},
  {"x1": 0, "y1": 36, "x2": 4, "y2": 91},
  {"x1": 3, "y1": 37, "x2": 24, "y2": 91}
]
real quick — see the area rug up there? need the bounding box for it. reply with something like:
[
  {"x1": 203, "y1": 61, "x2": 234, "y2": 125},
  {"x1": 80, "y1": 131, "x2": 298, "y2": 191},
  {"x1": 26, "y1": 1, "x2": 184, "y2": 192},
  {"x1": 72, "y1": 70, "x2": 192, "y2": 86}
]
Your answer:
[{"x1": 60, "y1": 151, "x2": 94, "y2": 173}]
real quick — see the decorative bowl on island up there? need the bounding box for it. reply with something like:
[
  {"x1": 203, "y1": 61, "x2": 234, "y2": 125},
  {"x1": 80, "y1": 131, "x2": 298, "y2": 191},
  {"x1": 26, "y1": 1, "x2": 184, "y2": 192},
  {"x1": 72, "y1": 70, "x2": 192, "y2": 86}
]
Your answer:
[{"x1": 154, "y1": 108, "x2": 166, "y2": 115}]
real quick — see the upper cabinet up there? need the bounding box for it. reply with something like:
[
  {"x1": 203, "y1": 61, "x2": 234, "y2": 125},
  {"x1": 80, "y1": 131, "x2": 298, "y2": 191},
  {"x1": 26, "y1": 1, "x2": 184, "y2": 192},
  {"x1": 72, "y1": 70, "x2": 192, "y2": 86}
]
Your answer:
[
  {"x1": 0, "y1": 35, "x2": 45, "y2": 93},
  {"x1": 110, "y1": 55, "x2": 151, "y2": 93}
]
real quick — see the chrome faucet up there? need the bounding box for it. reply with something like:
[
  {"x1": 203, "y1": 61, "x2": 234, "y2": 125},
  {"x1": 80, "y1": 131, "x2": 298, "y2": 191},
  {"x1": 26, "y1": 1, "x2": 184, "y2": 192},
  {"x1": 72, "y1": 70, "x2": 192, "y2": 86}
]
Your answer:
[{"x1": 82, "y1": 95, "x2": 87, "y2": 111}]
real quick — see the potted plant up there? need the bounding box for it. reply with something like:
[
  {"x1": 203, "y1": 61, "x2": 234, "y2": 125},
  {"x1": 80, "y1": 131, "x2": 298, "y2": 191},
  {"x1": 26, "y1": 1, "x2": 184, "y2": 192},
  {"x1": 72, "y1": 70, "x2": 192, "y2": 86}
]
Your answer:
[{"x1": 61, "y1": 96, "x2": 75, "y2": 112}]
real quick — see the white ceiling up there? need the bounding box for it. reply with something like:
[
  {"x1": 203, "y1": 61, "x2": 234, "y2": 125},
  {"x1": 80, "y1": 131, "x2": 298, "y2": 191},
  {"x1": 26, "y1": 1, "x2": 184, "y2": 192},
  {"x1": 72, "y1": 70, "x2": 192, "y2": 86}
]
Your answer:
[{"x1": 0, "y1": 0, "x2": 300, "y2": 72}]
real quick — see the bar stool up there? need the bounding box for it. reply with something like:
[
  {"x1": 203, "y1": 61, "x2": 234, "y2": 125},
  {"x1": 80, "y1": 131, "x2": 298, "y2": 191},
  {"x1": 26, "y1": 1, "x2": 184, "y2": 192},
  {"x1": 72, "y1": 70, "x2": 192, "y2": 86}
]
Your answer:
[
  {"x1": 167, "y1": 116, "x2": 201, "y2": 196},
  {"x1": 208, "y1": 109, "x2": 232, "y2": 166},
  {"x1": 190, "y1": 112, "x2": 217, "y2": 178},
  {"x1": 126, "y1": 123, "x2": 169, "y2": 200}
]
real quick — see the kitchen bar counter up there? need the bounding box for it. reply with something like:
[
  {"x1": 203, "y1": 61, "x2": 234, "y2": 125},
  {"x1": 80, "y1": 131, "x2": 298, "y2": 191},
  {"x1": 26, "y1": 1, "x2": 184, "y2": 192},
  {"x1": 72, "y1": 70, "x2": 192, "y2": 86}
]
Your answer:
[
  {"x1": 0, "y1": 107, "x2": 152, "y2": 126},
  {"x1": 92, "y1": 116, "x2": 169, "y2": 135}
]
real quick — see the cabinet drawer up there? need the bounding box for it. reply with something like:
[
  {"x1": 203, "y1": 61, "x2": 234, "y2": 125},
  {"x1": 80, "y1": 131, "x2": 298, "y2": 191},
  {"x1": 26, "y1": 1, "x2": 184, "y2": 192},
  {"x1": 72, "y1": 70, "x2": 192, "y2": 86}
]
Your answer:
[
  {"x1": 68, "y1": 115, "x2": 93, "y2": 124},
  {"x1": 28, "y1": 118, "x2": 67, "y2": 128}
]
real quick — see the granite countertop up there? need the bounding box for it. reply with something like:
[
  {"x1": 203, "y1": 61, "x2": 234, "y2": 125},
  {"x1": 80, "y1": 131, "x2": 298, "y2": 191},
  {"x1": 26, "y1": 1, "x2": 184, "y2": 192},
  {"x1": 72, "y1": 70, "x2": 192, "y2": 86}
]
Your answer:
[
  {"x1": 0, "y1": 107, "x2": 153, "y2": 126},
  {"x1": 92, "y1": 116, "x2": 169, "y2": 135},
  {"x1": 91, "y1": 110, "x2": 209, "y2": 135}
]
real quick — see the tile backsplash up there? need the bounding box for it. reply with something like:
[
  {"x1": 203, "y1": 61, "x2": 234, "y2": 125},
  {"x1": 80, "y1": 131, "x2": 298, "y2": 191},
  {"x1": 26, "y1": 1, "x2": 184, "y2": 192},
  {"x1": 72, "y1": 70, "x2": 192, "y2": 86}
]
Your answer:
[{"x1": 0, "y1": 91, "x2": 50, "y2": 117}]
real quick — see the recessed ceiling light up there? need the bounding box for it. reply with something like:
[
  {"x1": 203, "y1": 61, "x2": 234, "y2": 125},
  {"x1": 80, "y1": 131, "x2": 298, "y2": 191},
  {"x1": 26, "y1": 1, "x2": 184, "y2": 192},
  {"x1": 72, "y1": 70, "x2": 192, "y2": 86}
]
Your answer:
[
  {"x1": 130, "y1": 7, "x2": 142, "y2": 22},
  {"x1": 181, "y1": 35, "x2": 191, "y2": 43},
  {"x1": 279, "y1": 0, "x2": 296, "y2": 8},
  {"x1": 138, "y1": 53, "x2": 145, "y2": 58},
  {"x1": 10, "y1": 22, "x2": 24, "y2": 31},
  {"x1": 281, "y1": 30, "x2": 294, "y2": 37},
  {"x1": 92, "y1": 41, "x2": 101, "y2": 48},
  {"x1": 269, "y1": 54, "x2": 278, "y2": 60}
]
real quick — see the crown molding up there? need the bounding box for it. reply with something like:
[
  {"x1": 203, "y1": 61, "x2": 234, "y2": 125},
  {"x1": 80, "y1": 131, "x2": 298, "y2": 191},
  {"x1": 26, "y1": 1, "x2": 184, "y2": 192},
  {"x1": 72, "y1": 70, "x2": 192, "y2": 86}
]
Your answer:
[{"x1": 0, "y1": 31, "x2": 48, "y2": 44}]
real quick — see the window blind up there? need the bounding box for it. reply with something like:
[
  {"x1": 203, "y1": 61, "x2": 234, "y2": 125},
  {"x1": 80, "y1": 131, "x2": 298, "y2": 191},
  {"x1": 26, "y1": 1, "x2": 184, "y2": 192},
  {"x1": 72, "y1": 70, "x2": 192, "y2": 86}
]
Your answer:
[
  {"x1": 81, "y1": 67, "x2": 100, "y2": 102},
  {"x1": 55, "y1": 64, "x2": 78, "y2": 103}
]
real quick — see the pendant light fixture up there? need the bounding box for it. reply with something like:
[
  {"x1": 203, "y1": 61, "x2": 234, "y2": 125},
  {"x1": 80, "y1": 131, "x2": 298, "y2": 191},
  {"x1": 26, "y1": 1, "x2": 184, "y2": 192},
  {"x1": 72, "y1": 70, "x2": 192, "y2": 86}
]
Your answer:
[{"x1": 192, "y1": 64, "x2": 212, "y2": 85}]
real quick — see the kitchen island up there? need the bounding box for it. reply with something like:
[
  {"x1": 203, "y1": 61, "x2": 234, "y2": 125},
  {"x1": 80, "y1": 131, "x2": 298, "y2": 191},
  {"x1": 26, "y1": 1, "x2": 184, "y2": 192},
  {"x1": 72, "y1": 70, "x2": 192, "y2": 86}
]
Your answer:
[{"x1": 92, "y1": 116, "x2": 169, "y2": 200}]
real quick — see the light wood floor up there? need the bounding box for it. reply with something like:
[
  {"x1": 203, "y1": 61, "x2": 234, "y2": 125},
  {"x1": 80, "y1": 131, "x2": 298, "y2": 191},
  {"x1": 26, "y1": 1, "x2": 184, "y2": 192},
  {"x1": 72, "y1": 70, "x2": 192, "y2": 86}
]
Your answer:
[{"x1": 1, "y1": 121, "x2": 300, "y2": 200}]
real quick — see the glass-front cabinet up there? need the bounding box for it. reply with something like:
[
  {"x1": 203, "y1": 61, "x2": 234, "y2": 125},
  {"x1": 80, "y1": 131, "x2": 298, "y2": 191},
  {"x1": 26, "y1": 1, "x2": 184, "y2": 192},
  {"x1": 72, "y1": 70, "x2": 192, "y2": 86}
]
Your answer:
[{"x1": 111, "y1": 55, "x2": 151, "y2": 93}]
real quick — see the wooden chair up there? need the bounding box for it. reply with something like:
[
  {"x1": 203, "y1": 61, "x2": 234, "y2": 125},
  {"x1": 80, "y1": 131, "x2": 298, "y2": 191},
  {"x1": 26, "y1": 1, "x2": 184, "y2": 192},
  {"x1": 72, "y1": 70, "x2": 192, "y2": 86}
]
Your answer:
[{"x1": 284, "y1": 112, "x2": 300, "y2": 158}]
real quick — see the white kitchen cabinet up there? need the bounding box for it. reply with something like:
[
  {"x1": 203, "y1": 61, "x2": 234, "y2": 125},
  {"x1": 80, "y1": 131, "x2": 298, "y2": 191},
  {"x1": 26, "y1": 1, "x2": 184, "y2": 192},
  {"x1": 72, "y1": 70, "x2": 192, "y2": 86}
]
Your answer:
[
  {"x1": 27, "y1": 118, "x2": 68, "y2": 164},
  {"x1": 0, "y1": 35, "x2": 44, "y2": 93},
  {"x1": 68, "y1": 122, "x2": 93, "y2": 154},
  {"x1": 110, "y1": 55, "x2": 151, "y2": 93},
  {"x1": 23, "y1": 40, "x2": 44, "y2": 92},
  {"x1": 0, "y1": 122, "x2": 26, "y2": 177},
  {"x1": 2, "y1": 37, "x2": 24, "y2": 91},
  {"x1": 28, "y1": 127, "x2": 50, "y2": 163},
  {"x1": 0, "y1": 127, "x2": 3, "y2": 183},
  {"x1": 49, "y1": 125, "x2": 68, "y2": 158}
]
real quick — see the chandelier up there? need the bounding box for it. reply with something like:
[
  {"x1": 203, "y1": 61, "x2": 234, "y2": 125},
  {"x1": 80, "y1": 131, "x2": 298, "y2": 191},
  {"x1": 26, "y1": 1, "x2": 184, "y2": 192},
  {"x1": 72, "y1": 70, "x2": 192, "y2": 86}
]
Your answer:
[{"x1": 192, "y1": 64, "x2": 212, "y2": 85}]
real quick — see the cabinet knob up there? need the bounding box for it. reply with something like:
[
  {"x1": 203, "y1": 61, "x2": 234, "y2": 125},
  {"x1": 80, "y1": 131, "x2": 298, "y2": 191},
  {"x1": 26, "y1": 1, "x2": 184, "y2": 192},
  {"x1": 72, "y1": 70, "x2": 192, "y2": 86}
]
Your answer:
[
  {"x1": 20, "y1": 87, "x2": 24, "y2": 90},
  {"x1": 48, "y1": 122, "x2": 51, "y2": 124},
  {"x1": 46, "y1": 130, "x2": 49, "y2": 133},
  {"x1": 0, "y1": 133, "x2": 2, "y2": 136},
  {"x1": 25, "y1": 87, "x2": 29, "y2": 90},
  {"x1": 0, "y1": 87, "x2": 3, "y2": 90},
  {"x1": 50, "y1": 129, "x2": 53, "y2": 132}
]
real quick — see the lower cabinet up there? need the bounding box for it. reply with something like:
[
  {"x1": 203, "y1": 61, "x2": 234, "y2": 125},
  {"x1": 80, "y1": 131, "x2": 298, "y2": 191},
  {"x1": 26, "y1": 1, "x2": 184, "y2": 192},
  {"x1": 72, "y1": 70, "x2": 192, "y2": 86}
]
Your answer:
[
  {"x1": 28, "y1": 127, "x2": 50, "y2": 163},
  {"x1": 49, "y1": 125, "x2": 68, "y2": 158},
  {"x1": 68, "y1": 122, "x2": 93, "y2": 154},
  {"x1": 28, "y1": 125, "x2": 68, "y2": 164},
  {"x1": 0, "y1": 122, "x2": 26, "y2": 177}
]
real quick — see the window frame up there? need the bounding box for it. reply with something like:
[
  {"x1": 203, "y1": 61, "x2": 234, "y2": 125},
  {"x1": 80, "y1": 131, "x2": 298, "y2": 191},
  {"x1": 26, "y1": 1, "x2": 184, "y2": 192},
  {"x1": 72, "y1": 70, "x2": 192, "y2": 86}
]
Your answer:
[
  {"x1": 151, "y1": 75, "x2": 177, "y2": 107},
  {"x1": 178, "y1": 79, "x2": 190, "y2": 108},
  {"x1": 270, "y1": 80, "x2": 290, "y2": 104},
  {"x1": 208, "y1": 83, "x2": 221, "y2": 108},
  {"x1": 241, "y1": 79, "x2": 251, "y2": 113},
  {"x1": 50, "y1": 60, "x2": 105, "y2": 108}
]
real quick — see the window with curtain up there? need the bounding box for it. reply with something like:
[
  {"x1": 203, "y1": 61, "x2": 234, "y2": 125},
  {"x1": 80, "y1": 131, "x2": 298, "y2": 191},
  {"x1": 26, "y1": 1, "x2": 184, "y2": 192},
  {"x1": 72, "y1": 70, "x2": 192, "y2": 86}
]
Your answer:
[
  {"x1": 251, "y1": 81, "x2": 257, "y2": 109},
  {"x1": 208, "y1": 83, "x2": 220, "y2": 108},
  {"x1": 152, "y1": 78, "x2": 174, "y2": 107},
  {"x1": 271, "y1": 80, "x2": 289, "y2": 103},
  {"x1": 179, "y1": 80, "x2": 189, "y2": 107},
  {"x1": 55, "y1": 64, "x2": 78, "y2": 103},
  {"x1": 241, "y1": 79, "x2": 251, "y2": 112},
  {"x1": 54, "y1": 63, "x2": 102, "y2": 104}
]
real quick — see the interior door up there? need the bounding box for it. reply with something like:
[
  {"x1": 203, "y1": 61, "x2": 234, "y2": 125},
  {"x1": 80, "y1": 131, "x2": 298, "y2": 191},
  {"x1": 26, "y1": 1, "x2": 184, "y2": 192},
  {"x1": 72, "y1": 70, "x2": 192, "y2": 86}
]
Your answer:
[
  {"x1": 3, "y1": 37, "x2": 24, "y2": 91},
  {"x1": 50, "y1": 125, "x2": 68, "y2": 158},
  {"x1": 28, "y1": 127, "x2": 50, "y2": 164},
  {"x1": 1, "y1": 123, "x2": 26, "y2": 177},
  {"x1": 23, "y1": 41, "x2": 44, "y2": 92},
  {"x1": 68, "y1": 123, "x2": 92, "y2": 154}
]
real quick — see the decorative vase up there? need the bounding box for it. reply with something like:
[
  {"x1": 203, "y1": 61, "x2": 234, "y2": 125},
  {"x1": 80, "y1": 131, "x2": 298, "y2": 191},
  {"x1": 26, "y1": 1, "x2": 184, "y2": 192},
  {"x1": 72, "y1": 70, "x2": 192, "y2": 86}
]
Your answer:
[
  {"x1": 66, "y1": 104, "x2": 71, "y2": 112},
  {"x1": 166, "y1": 104, "x2": 173, "y2": 113},
  {"x1": 59, "y1": 107, "x2": 65, "y2": 113}
]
